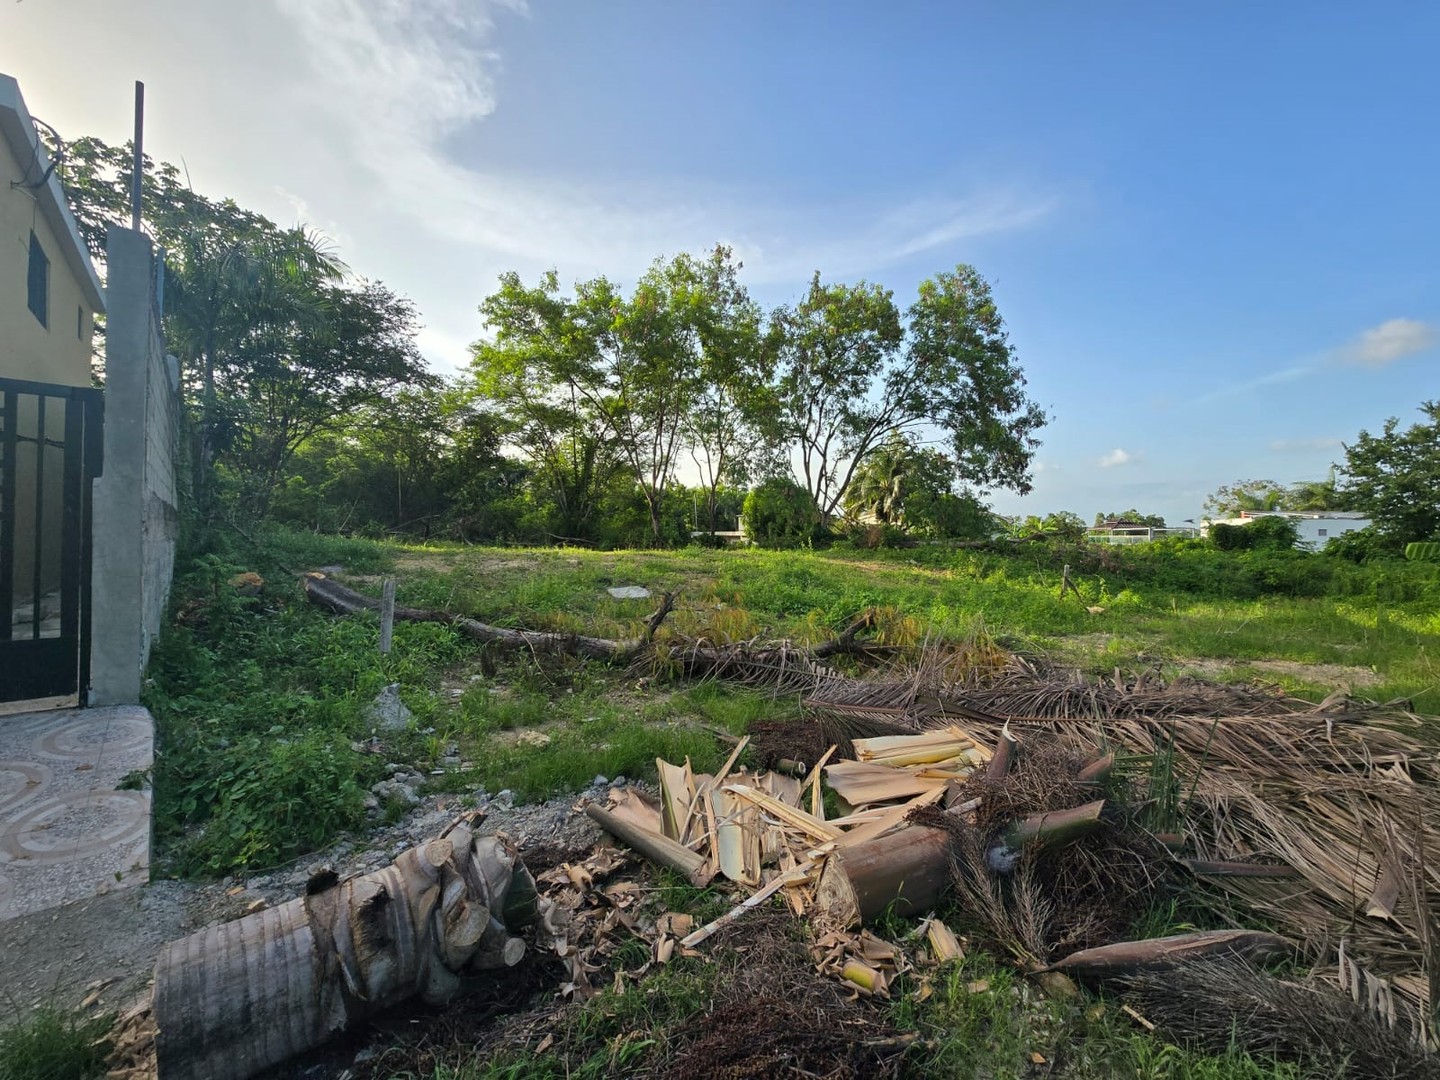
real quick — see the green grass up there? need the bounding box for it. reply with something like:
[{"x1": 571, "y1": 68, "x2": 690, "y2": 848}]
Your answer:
[
  {"x1": 390, "y1": 540, "x2": 1440, "y2": 711},
  {"x1": 0, "y1": 1006, "x2": 111, "y2": 1080}
]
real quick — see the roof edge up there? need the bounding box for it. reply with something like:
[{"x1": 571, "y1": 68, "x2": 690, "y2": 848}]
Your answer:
[{"x1": 0, "y1": 73, "x2": 106, "y2": 313}]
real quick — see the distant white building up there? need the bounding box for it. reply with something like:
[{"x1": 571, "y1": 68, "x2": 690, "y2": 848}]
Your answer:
[
  {"x1": 1201, "y1": 510, "x2": 1371, "y2": 551},
  {"x1": 1087, "y1": 519, "x2": 1199, "y2": 545}
]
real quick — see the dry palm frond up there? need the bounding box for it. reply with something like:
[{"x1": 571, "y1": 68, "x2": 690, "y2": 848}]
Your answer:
[{"x1": 1121, "y1": 957, "x2": 1440, "y2": 1080}]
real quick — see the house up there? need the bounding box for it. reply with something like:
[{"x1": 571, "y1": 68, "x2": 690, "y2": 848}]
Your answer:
[
  {"x1": 1, "y1": 74, "x2": 104, "y2": 387},
  {"x1": 1, "y1": 73, "x2": 106, "y2": 698},
  {"x1": 1087, "y1": 519, "x2": 1198, "y2": 545},
  {"x1": 1201, "y1": 510, "x2": 1372, "y2": 551}
]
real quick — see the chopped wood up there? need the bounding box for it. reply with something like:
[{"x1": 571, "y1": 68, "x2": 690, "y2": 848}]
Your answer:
[
  {"x1": 823, "y1": 759, "x2": 947, "y2": 806},
  {"x1": 999, "y1": 799, "x2": 1106, "y2": 854},
  {"x1": 656, "y1": 757, "x2": 696, "y2": 842},
  {"x1": 1076, "y1": 753, "x2": 1115, "y2": 783},
  {"x1": 711, "y1": 786, "x2": 761, "y2": 886},
  {"x1": 835, "y1": 786, "x2": 946, "y2": 848},
  {"x1": 724, "y1": 783, "x2": 840, "y2": 843},
  {"x1": 604, "y1": 787, "x2": 664, "y2": 835},
  {"x1": 922, "y1": 916, "x2": 964, "y2": 962},
  {"x1": 584, "y1": 802, "x2": 713, "y2": 887},
  {"x1": 986, "y1": 725, "x2": 1017, "y2": 781}
]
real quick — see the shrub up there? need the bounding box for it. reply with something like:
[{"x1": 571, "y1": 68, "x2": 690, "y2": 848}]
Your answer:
[
  {"x1": 741, "y1": 479, "x2": 823, "y2": 548},
  {"x1": 1210, "y1": 516, "x2": 1299, "y2": 551},
  {"x1": 1323, "y1": 526, "x2": 1396, "y2": 563}
]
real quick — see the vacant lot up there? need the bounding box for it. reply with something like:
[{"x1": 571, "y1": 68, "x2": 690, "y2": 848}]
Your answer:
[{"x1": 96, "y1": 530, "x2": 1436, "y2": 1080}]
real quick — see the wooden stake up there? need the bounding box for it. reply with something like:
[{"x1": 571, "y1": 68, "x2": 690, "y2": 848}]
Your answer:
[{"x1": 379, "y1": 577, "x2": 396, "y2": 655}]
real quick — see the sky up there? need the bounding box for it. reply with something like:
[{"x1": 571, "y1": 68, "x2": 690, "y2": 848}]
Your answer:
[{"x1": 4, "y1": 1, "x2": 1437, "y2": 525}]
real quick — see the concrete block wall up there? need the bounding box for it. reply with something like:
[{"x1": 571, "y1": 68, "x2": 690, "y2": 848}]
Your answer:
[{"x1": 89, "y1": 226, "x2": 179, "y2": 705}]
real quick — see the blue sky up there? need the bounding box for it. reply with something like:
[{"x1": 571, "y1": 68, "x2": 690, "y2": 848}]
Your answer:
[{"x1": 5, "y1": 1, "x2": 1436, "y2": 524}]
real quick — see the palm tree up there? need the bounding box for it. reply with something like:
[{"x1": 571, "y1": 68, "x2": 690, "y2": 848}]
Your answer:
[{"x1": 843, "y1": 437, "x2": 911, "y2": 524}]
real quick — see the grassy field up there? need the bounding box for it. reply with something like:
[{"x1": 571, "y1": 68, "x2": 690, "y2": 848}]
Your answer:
[
  {"x1": 81, "y1": 528, "x2": 1431, "y2": 1080},
  {"x1": 392, "y1": 540, "x2": 1440, "y2": 711}
]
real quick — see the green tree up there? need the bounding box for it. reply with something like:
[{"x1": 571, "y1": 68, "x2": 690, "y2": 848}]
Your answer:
[
  {"x1": 474, "y1": 257, "x2": 716, "y2": 545},
  {"x1": 1203, "y1": 475, "x2": 1349, "y2": 518},
  {"x1": 471, "y1": 271, "x2": 623, "y2": 542},
  {"x1": 1338, "y1": 402, "x2": 1440, "y2": 541},
  {"x1": 679, "y1": 247, "x2": 775, "y2": 536},
  {"x1": 770, "y1": 265, "x2": 1044, "y2": 522},
  {"x1": 52, "y1": 134, "x2": 431, "y2": 516}
]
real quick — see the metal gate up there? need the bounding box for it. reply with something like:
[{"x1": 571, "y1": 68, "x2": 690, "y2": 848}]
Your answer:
[{"x1": 0, "y1": 377, "x2": 103, "y2": 703}]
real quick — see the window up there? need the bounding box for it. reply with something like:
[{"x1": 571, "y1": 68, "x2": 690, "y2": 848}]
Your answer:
[
  {"x1": 77, "y1": 305, "x2": 83, "y2": 339},
  {"x1": 1317, "y1": 529, "x2": 1327, "y2": 537},
  {"x1": 27, "y1": 231, "x2": 49, "y2": 328}
]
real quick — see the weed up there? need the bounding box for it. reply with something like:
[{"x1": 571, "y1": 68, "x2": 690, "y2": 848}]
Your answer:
[{"x1": 0, "y1": 1005, "x2": 111, "y2": 1080}]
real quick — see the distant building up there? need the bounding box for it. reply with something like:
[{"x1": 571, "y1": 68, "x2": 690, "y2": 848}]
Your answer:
[
  {"x1": 1201, "y1": 510, "x2": 1371, "y2": 551},
  {"x1": 1087, "y1": 519, "x2": 1199, "y2": 545}
]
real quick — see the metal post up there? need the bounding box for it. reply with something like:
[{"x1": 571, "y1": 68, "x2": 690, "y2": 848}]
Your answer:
[
  {"x1": 130, "y1": 81, "x2": 144, "y2": 231},
  {"x1": 379, "y1": 578, "x2": 395, "y2": 655}
]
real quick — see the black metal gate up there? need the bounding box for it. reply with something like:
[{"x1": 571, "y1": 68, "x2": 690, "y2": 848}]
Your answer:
[{"x1": 0, "y1": 377, "x2": 103, "y2": 703}]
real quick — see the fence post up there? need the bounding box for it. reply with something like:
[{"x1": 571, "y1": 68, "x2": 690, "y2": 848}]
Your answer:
[{"x1": 379, "y1": 578, "x2": 396, "y2": 655}]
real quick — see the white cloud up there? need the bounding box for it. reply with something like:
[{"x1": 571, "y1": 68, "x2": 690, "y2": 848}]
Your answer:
[
  {"x1": 1269, "y1": 436, "x2": 1342, "y2": 452},
  {"x1": 3, "y1": 0, "x2": 1056, "y2": 374},
  {"x1": 272, "y1": 0, "x2": 1055, "y2": 287},
  {"x1": 1097, "y1": 448, "x2": 1134, "y2": 468},
  {"x1": 1335, "y1": 318, "x2": 1436, "y2": 367}
]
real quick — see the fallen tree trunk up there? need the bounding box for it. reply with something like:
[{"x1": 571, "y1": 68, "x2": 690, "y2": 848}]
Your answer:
[
  {"x1": 147, "y1": 818, "x2": 535, "y2": 1080},
  {"x1": 815, "y1": 825, "x2": 953, "y2": 927},
  {"x1": 303, "y1": 572, "x2": 674, "y2": 662}
]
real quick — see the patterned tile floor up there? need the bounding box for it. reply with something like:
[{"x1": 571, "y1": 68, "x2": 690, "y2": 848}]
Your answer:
[{"x1": 0, "y1": 706, "x2": 152, "y2": 921}]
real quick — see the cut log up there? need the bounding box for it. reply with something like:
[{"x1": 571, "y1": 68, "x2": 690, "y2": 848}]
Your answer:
[
  {"x1": 1042, "y1": 929, "x2": 1293, "y2": 980},
  {"x1": 150, "y1": 819, "x2": 534, "y2": 1080},
  {"x1": 302, "y1": 572, "x2": 674, "y2": 663},
  {"x1": 1076, "y1": 753, "x2": 1115, "y2": 783},
  {"x1": 814, "y1": 825, "x2": 952, "y2": 927},
  {"x1": 986, "y1": 727, "x2": 1017, "y2": 782},
  {"x1": 584, "y1": 802, "x2": 713, "y2": 887}
]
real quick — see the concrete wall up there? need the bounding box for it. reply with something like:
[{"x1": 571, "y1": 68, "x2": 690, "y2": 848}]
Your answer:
[
  {"x1": 90, "y1": 227, "x2": 179, "y2": 706},
  {"x1": 0, "y1": 127, "x2": 97, "y2": 388}
]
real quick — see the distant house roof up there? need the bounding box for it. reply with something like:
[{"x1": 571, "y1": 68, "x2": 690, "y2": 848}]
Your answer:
[
  {"x1": 0, "y1": 73, "x2": 105, "y2": 312},
  {"x1": 1091, "y1": 519, "x2": 1158, "y2": 531}
]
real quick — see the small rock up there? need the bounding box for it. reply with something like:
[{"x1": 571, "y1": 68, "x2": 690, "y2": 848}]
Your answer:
[
  {"x1": 364, "y1": 683, "x2": 413, "y2": 732},
  {"x1": 371, "y1": 779, "x2": 421, "y2": 807},
  {"x1": 612, "y1": 775, "x2": 628, "y2": 787},
  {"x1": 591, "y1": 775, "x2": 609, "y2": 789},
  {"x1": 362, "y1": 793, "x2": 379, "y2": 811},
  {"x1": 607, "y1": 585, "x2": 651, "y2": 600},
  {"x1": 495, "y1": 789, "x2": 515, "y2": 810},
  {"x1": 516, "y1": 730, "x2": 551, "y2": 749}
]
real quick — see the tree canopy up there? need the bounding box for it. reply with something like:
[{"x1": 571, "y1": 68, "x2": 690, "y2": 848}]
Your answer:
[{"x1": 1338, "y1": 402, "x2": 1440, "y2": 542}]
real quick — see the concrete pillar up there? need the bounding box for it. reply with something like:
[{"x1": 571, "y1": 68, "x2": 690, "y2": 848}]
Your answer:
[{"x1": 89, "y1": 227, "x2": 153, "y2": 705}]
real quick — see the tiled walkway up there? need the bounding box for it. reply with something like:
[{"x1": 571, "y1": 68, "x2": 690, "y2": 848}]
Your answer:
[{"x1": 0, "y1": 706, "x2": 152, "y2": 921}]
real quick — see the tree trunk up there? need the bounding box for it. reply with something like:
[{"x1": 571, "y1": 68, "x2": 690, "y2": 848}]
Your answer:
[
  {"x1": 150, "y1": 822, "x2": 535, "y2": 1080},
  {"x1": 301, "y1": 573, "x2": 674, "y2": 663},
  {"x1": 814, "y1": 825, "x2": 952, "y2": 927}
]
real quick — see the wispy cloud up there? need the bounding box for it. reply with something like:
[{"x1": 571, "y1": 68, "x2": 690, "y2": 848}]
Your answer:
[
  {"x1": 273, "y1": 0, "x2": 1056, "y2": 291},
  {"x1": 1097, "y1": 448, "x2": 1135, "y2": 469},
  {"x1": 1333, "y1": 318, "x2": 1436, "y2": 368},
  {"x1": 1197, "y1": 365, "x2": 1312, "y2": 404},
  {"x1": 1270, "y1": 436, "x2": 1342, "y2": 452}
]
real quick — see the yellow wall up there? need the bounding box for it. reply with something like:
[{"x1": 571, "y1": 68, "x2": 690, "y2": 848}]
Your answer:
[{"x1": 0, "y1": 133, "x2": 95, "y2": 388}]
